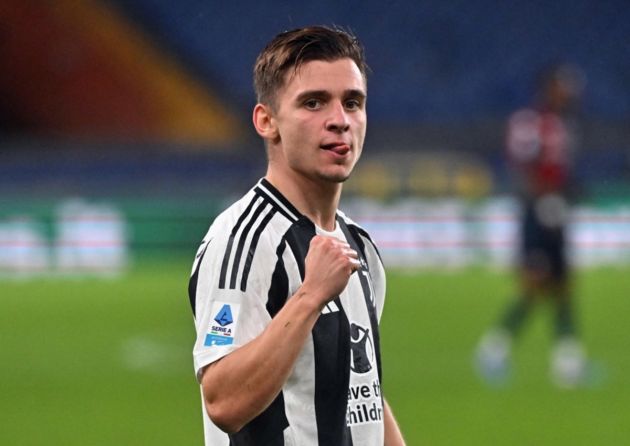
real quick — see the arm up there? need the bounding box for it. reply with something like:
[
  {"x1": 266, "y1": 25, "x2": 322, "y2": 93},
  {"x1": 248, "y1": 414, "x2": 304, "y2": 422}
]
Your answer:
[
  {"x1": 383, "y1": 398, "x2": 406, "y2": 446},
  {"x1": 201, "y1": 235, "x2": 359, "y2": 433}
]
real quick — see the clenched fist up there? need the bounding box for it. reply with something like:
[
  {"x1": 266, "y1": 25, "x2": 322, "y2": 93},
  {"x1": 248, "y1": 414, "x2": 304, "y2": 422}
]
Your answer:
[{"x1": 300, "y1": 235, "x2": 360, "y2": 309}]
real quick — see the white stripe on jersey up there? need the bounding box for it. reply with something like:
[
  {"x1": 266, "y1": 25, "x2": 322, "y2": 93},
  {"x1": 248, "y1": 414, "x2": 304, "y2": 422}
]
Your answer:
[{"x1": 321, "y1": 301, "x2": 340, "y2": 314}]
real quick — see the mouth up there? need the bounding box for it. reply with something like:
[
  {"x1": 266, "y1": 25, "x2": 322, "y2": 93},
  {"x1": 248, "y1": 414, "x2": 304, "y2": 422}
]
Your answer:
[{"x1": 320, "y1": 142, "x2": 351, "y2": 156}]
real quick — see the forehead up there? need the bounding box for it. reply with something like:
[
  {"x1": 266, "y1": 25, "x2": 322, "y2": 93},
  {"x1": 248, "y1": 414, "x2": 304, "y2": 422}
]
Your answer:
[{"x1": 281, "y1": 58, "x2": 366, "y2": 96}]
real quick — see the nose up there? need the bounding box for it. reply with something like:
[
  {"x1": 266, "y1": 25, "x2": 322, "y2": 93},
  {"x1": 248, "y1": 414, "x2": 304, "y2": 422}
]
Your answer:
[{"x1": 326, "y1": 101, "x2": 350, "y2": 133}]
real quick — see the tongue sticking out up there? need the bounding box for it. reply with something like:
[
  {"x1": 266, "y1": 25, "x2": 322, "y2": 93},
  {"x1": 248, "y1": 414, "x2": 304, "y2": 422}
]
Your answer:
[{"x1": 322, "y1": 143, "x2": 350, "y2": 155}]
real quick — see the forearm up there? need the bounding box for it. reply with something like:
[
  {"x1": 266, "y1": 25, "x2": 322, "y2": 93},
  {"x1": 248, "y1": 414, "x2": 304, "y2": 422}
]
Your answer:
[
  {"x1": 201, "y1": 287, "x2": 323, "y2": 433},
  {"x1": 383, "y1": 398, "x2": 406, "y2": 446}
]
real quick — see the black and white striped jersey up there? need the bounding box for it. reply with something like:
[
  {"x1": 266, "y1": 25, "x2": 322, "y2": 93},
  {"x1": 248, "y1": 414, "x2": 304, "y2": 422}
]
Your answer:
[{"x1": 189, "y1": 178, "x2": 387, "y2": 446}]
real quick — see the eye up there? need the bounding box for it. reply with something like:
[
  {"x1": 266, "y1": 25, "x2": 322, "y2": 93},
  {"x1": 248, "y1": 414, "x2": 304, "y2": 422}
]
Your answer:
[
  {"x1": 303, "y1": 98, "x2": 321, "y2": 110},
  {"x1": 345, "y1": 99, "x2": 363, "y2": 111}
]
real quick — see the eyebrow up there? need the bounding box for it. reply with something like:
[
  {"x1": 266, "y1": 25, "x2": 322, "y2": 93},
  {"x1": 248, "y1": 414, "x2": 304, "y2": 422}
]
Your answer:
[{"x1": 295, "y1": 89, "x2": 367, "y2": 104}]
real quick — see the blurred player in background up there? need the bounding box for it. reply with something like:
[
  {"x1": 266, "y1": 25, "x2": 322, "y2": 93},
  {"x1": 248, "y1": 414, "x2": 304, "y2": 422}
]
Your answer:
[
  {"x1": 476, "y1": 63, "x2": 588, "y2": 388},
  {"x1": 188, "y1": 26, "x2": 405, "y2": 445}
]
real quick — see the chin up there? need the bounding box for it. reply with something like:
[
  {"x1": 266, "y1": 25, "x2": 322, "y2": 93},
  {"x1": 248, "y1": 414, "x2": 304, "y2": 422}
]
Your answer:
[{"x1": 317, "y1": 172, "x2": 352, "y2": 183}]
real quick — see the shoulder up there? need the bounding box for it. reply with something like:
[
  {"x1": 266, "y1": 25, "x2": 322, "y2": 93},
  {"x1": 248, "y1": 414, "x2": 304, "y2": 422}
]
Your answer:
[
  {"x1": 190, "y1": 183, "x2": 301, "y2": 305},
  {"x1": 204, "y1": 182, "x2": 298, "y2": 246},
  {"x1": 195, "y1": 182, "x2": 300, "y2": 275},
  {"x1": 337, "y1": 210, "x2": 377, "y2": 246},
  {"x1": 209, "y1": 188, "x2": 261, "y2": 237},
  {"x1": 337, "y1": 209, "x2": 382, "y2": 263}
]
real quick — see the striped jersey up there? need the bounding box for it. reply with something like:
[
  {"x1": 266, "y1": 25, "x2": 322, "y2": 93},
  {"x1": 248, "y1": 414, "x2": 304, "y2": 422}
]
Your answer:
[{"x1": 188, "y1": 178, "x2": 387, "y2": 446}]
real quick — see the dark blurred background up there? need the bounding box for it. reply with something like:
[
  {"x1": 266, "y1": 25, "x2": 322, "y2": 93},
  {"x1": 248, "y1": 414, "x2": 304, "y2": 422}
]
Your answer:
[{"x1": 1, "y1": 0, "x2": 629, "y2": 272}]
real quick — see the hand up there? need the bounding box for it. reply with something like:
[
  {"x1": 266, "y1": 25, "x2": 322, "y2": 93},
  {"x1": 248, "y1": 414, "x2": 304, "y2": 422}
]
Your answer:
[{"x1": 301, "y1": 235, "x2": 360, "y2": 309}]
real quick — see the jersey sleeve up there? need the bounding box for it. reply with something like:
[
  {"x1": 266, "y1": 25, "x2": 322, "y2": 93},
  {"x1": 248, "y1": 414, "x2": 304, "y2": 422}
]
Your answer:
[{"x1": 190, "y1": 220, "x2": 274, "y2": 383}]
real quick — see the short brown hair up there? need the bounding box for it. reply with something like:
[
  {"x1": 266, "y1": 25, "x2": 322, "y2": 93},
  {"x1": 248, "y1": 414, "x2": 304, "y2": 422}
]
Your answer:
[{"x1": 253, "y1": 25, "x2": 368, "y2": 108}]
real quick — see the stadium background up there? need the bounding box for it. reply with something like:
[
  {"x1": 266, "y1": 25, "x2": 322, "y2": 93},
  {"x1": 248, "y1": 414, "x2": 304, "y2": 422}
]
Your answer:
[{"x1": 1, "y1": 1, "x2": 629, "y2": 444}]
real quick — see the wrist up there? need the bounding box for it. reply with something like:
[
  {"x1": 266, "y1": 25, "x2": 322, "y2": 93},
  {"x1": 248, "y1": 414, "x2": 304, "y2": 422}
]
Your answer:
[{"x1": 294, "y1": 282, "x2": 329, "y2": 313}]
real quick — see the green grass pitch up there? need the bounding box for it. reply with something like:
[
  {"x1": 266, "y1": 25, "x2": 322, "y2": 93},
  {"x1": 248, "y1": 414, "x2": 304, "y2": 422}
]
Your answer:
[{"x1": 1, "y1": 260, "x2": 628, "y2": 445}]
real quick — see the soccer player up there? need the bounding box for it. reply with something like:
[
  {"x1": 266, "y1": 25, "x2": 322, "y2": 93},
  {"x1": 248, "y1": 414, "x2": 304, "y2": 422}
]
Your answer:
[
  {"x1": 475, "y1": 63, "x2": 587, "y2": 388},
  {"x1": 188, "y1": 26, "x2": 406, "y2": 445}
]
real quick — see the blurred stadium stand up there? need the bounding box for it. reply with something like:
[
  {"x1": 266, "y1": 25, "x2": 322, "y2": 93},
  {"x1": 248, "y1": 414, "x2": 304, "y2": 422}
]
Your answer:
[
  {"x1": 107, "y1": 0, "x2": 630, "y2": 121},
  {"x1": 1, "y1": 0, "x2": 629, "y2": 271}
]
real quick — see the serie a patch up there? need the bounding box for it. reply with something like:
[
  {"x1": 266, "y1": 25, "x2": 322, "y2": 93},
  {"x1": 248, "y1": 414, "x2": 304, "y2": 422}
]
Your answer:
[{"x1": 204, "y1": 301, "x2": 240, "y2": 347}]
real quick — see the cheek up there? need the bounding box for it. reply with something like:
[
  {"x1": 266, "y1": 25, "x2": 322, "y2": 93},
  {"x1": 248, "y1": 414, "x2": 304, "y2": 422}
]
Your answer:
[{"x1": 279, "y1": 115, "x2": 313, "y2": 141}]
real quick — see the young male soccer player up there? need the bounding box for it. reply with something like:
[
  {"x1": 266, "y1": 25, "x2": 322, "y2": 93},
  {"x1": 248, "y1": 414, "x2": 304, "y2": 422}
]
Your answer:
[{"x1": 188, "y1": 26, "x2": 406, "y2": 445}]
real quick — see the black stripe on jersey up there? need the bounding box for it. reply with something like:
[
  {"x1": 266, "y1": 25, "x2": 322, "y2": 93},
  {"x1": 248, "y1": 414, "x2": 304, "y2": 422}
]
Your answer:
[
  {"x1": 255, "y1": 178, "x2": 301, "y2": 222},
  {"x1": 219, "y1": 194, "x2": 259, "y2": 289},
  {"x1": 312, "y1": 298, "x2": 354, "y2": 446},
  {"x1": 188, "y1": 241, "x2": 210, "y2": 317},
  {"x1": 282, "y1": 219, "x2": 354, "y2": 446},
  {"x1": 229, "y1": 392, "x2": 288, "y2": 446},
  {"x1": 338, "y1": 217, "x2": 383, "y2": 382},
  {"x1": 229, "y1": 200, "x2": 269, "y2": 289},
  {"x1": 240, "y1": 208, "x2": 277, "y2": 291},
  {"x1": 266, "y1": 240, "x2": 290, "y2": 318}
]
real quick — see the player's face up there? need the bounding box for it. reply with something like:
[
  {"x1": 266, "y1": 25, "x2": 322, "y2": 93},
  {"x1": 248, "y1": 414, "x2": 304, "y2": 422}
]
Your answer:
[{"x1": 270, "y1": 58, "x2": 367, "y2": 184}]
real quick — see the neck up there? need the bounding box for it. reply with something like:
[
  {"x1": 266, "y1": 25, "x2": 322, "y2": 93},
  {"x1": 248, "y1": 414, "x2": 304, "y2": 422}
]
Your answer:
[{"x1": 265, "y1": 168, "x2": 342, "y2": 231}]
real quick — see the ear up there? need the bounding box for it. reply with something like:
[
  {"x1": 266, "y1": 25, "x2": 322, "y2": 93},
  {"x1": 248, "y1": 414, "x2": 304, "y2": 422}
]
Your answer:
[{"x1": 252, "y1": 103, "x2": 279, "y2": 142}]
